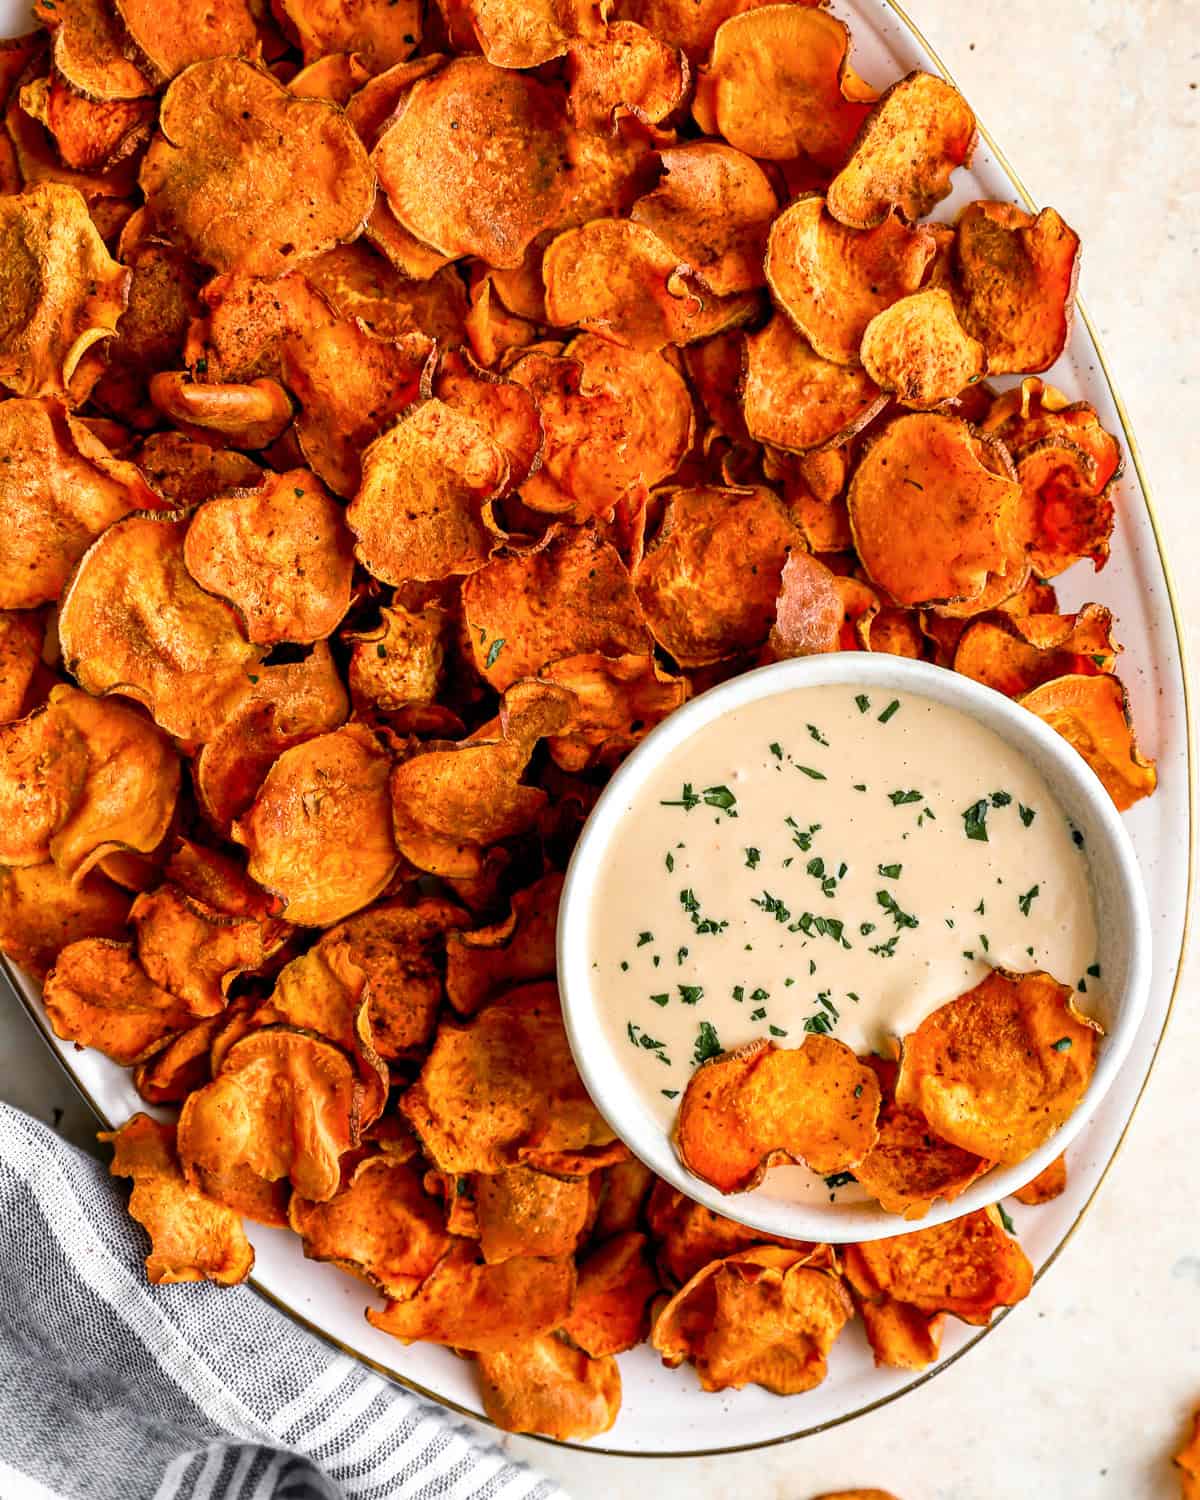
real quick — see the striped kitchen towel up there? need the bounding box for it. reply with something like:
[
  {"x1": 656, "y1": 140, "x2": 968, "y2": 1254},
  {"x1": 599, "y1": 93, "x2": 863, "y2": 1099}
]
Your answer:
[{"x1": 0, "y1": 1102, "x2": 567, "y2": 1500}]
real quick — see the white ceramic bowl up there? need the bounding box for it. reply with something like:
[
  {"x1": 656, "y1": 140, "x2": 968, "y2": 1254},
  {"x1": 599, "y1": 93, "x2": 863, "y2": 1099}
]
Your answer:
[{"x1": 559, "y1": 654, "x2": 1153, "y2": 1244}]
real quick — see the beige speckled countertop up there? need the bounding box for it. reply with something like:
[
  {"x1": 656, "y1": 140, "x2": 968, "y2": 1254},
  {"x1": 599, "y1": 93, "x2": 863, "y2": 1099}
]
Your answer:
[{"x1": 2, "y1": 1, "x2": 1196, "y2": 1495}]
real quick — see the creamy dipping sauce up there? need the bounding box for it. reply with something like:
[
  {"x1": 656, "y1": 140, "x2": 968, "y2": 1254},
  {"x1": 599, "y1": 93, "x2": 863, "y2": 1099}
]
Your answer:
[{"x1": 587, "y1": 684, "x2": 1101, "y2": 1139}]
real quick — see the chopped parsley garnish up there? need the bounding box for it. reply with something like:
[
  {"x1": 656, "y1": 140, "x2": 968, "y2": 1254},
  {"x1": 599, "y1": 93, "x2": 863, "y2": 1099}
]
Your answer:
[
  {"x1": 1018, "y1": 884, "x2": 1040, "y2": 917},
  {"x1": 974, "y1": 899, "x2": 986, "y2": 915},
  {"x1": 795, "y1": 764, "x2": 827, "y2": 780},
  {"x1": 750, "y1": 1006, "x2": 767, "y2": 1021},
  {"x1": 876, "y1": 889, "x2": 918, "y2": 930},
  {"x1": 750, "y1": 987, "x2": 769, "y2": 1001},
  {"x1": 649, "y1": 992, "x2": 669, "y2": 1006},
  {"x1": 732, "y1": 985, "x2": 745, "y2": 1001},
  {"x1": 788, "y1": 912, "x2": 850, "y2": 946},
  {"x1": 485, "y1": 638, "x2": 505, "y2": 669},
  {"x1": 853, "y1": 783, "x2": 867, "y2": 792},
  {"x1": 917, "y1": 807, "x2": 936, "y2": 827},
  {"x1": 807, "y1": 723, "x2": 829, "y2": 746},
  {"x1": 744, "y1": 847, "x2": 760, "y2": 869},
  {"x1": 889, "y1": 788, "x2": 923, "y2": 806},
  {"x1": 701, "y1": 784, "x2": 738, "y2": 814},
  {"x1": 661, "y1": 1089, "x2": 679, "y2": 1099},
  {"x1": 786, "y1": 817, "x2": 821, "y2": 851},
  {"x1": 693, "y1": 1022, "x2": 722, "y2": 1064},
  {"x1": 637, "y1": 931, "x2": 654, "y2": 946},
  {"x1": 1019, "y1": 804, "x2": 1036, "y2": 827},
  {"x1": 816, "y1": 991, "x2": 839, "y2": 1018},
  {"x1": 679, "y1": 888, "x2": 727, "y2": 935},
  {"x1": 878, "y1": 699, "x2": 901, "y2": 724},
  {"x1": 824, "y1": 1171, "x2": 857, "y2": 1189},
  {"x1": 660, "y1": 783, "x2": 700, "y2": 810},
  {"x1": 855, "y1": 693, "x2": 871, "y2": 714},
  {"x1": 678, "y1": 984, "x2": 704, "y2": 1005},
  {"x1": 806, "y1": 856, "x2": 839, "y2": 899},
  {"x1": 963, "y1": 950, "x2": 975, "y2": 961},
  {"x1": 1051, "y1": 1036, "x2": 1073, "y2": 1052},
  {"x1": 1077, "y1": 977, "x2": 1088, "y2": 993},
  {"x1": 665, "y1": 851, "x2": 674, "y2": 872},
  {"x1": 997, "y1": 1204, "x2": 1017, "y2": 1235},
  {"x1": 962, "y1": 799, "x2": 990, "y2": 841},
  {"x1": 620, "y1": 961, "x2": 629, "y2": 971},
  {"x1": 979, "y1": 933, "x2": 990, "y2": 952},
  {"x1": 1087, "y1": 963, "x2": 1101, "y2": 978},
  {"x1": 676, "y1": 946, "x2": 688, "y2": 964},
  {"x1": 878, "y1": 863, "x2": 902, "y2": 879},
  {"x1": 860, "y1": 922, "x2": 876, "y2": 935},
  {"x1": 768, "y1": 1024, "x2": 788, "y2": 1037},
  {"x1": 990, "y1": 791, "x2": 1012, "y2": 807},
  {"x1": 803, "y1": 1012, "x2": 834, "y2": 1034},
  {"x1": 770, "y1": 742, "x2": 783, "y2": 759},
  {"x1": 627, "y1": 1021, "x2": 668, "y2": 1057},
  {"x1": 870, "y1": 935, "x2": 900, "y2": 958},
  {"x1": 752, "y1": 891, "x2": 791, "y2": 923}
]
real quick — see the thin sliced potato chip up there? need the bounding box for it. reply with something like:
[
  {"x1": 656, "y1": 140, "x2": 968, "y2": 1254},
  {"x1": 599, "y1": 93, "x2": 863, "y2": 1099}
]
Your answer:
[
  {"x1": 147, "y1": 373, "x2": 294, "y2": 450},
  {"x1": 860, "y1": 289, "x2": 986, "y2": 409},
  {"x1": 303, "y1": 242, "x2": 467, "y2": 345},
  {"x1": 42, "y1": 937, "x2": 194, "y2": 1063},
  {"x1": 136, "y1": 434, "x2": 263, "y2": 508},
  {"x1": 478, "y1": 1336, "x2": 621, "y2": 1440},
  {"x1": 0, "y1": 701, "x2": 89, "y2": 867},
  {"x1": 857, "y1": 1294, "x2": 944, "y2": 1371},
  {"x1": 281, "y1": 0, "x2": 421, "y2": 72},
  {"x1": 765, "y1": 550, "x2": 844, "y2": 658},
  {"x1": 1012, "y1": 1151, "x2": 1067, "y2": 1206},
  {"x1": 289, "y1": 52, "x2": 372, "y2": 104},
  {"x1": 563, "y1": 1232, "x2": 660, "y2": 1356},
  {"x1": 445, "y1": 872, "x2": 562, "y2": 1016},
  {"x1": 345, "y1": 604, "x2": 448, "y2": 719},
  {"x1": 133, "y1": 1012, "x2": 224, "y2": 1104},
  {"x1": 540, "y1": 653, "x2": 687, "y2": 771},
  {"x1": 567, "y1": 21, "x2": 687, "y2": 132},
  {"x1": 433, "y1": 348, "x2": 543, "y2": 493},
  {"x1": 646, "y1": 1179, "x2": 812, "y2": 1286},
  {"x1": 614, "y1": 0, "x2": 795, "y2": 62},
  {"x1": 132, "y1": 884, "x2": 275, "y2": 1017},
  {"x1": 593, "y1": 1157, "x2": 653, "y2": 1238},
  {"x1": 742, "y1": 314, "x2": 886, "y2": 453},
  {"x1": 33, "y1": 0, "x2": 153, "y2": 101},
  {"x1": 953, "y1": 604, "x2": 1118, "y2": 697},
  {"x1": 0, "y1": 861, "x2": 131, "y2": 979},
  {"x1": 0, "y1": 610, "x2": 45, "y2": 723},
  {"x1": 1018, "y1": 673, "x2": 1157, "y2": 811},
  {"x1": 475, "y1": 1165, "x2": 592, "y2": 1263},
  {"x1": 463, "y1": 0, "x2": 601, "y2": 68},
  {"x1": 19, "y1": 75, "x2": 155, "y2": 173},
  {"x1": 113, "y1": 0, "x2": 257, "y2": 83}
]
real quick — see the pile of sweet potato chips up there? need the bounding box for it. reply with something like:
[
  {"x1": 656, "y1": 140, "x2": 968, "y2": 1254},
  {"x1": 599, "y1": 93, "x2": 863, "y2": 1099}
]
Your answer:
[{"x1": 0, "y1": 0, "x2": 1156, "y2": 1442}]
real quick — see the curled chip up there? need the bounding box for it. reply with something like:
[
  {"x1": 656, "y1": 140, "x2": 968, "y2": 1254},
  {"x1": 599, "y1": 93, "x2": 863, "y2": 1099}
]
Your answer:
[
  {"x1": 954, "y1": 202, "x2": 1080, "y2": 375},
  {"x1": 765, "y1": 197, "x2": 936, "y2": 366},
  {"x1": 676, "y1": 1035, "x2": 881, "y2": 1193},
  {"x1": 1019, "y1": 674, "x2": 1157, "y2": 811},
  {"x1": 33, "y1": 0, "x2": 154, "y2": 101},
  {"x1": 148, "y1": 373, "x2": 294, "y2": 450},
  {"x1": 140, "y1": 58, "x2": 374, "y2": 277},
  {"x1": 0, "y1": 184, "x2": 129, "y2": 401},
  {"x1": 631, "y1": 143, "x2": 777, "y2": 297},
  {"x1": 0, "y1": 701, "x2": 88, "y2": 867},
  {"x1": 400, "y1": 981, "x2": 621, "y2": 1175},
  {"x1": 132, "y1": 884, "x2": 277, "y2": 1017},
  {"x1": 289, "y1": 1155, "x2": 450, "y2": 1299},
  {"x1": 593, "y1": 1157, "x2": 653, "y2": 1238},
  {"x1": 953, "y1": 604, "x2": 1118, "y2": 697},
  {"x1": 0, "y1": 862, "x2": 131, "y2": 979},
  {"x1": 433, "y1": 348, "x2": 543, "y2": 494},
  {"x1": 742, "y1": 314, "x2": 887, "y2": 453},
  {"x1": 19, "y1": 76, "x2": 155, "y2": 173},
  {"x1": 462, "y1": 0, "x2": 601, "y2": 68},
  {"x1": 1013, "y1": 1151, "x2": 1067, "y2": 1206},
  {"x1": 289, "y1": 53, "x2": 372, "y2": 104},
  {"x1": 372, "y1": 58, "x2": 571, "y2": 268},
  {"x1": 475, "y1": 1165, "x2": 592, "y2": 1263},
  {"x1": 42, "y1": 938, "x2": 194, "y2": 1064},
  {"x1": 101, "y1": 1114, "x2": 254, "y2": 1285},
  {"x1": 693, "y1": 7, "x2": 871, "y2": 167},
  {"x1": 184, "y1": 469, "x2": 354, "y2": 645},
  {"x1": 136, "y1": 433, "x2": 263, "y2": 508},
  {"x1": 347, "y1": 400, "x2": 507, "y2": 585},
  {"x1": 0, "y1": 610, "x2": 45, "y2": 723},
  {"x1": 827, "y1": 71, "x2": 976, "y2": 228},
  {"x1": 462, "y1": 527, "x2": 649, "y2": 691},
  {"x1": 112, "y1": 0, "x2": 257, "y2": 83},
  {"x1": 345, "y1": 603, "x2": 449, "y2": 721},
  {"x1": 847, "y1": 413, "x2": 1022, "y2": 608},
  {"x1": 58, "y1": 513, "x2": 265, "y2": 742},
  {"x1": 233, "y1": 722, "x2": 397, "y2": 926},
  {"x1": 133, "y1": 1013, "x2": 225, "y2": 1104},
  {"x1": 543, "y1": 219, "x2": 758, "y2": 352},
  {"x1": 445, "y1": 872, "x2": 562, "y2": 1016},
  {"x1": 302, "y1": 241, "x2": 467, "y2": 344},
  {"x1": 860, "y1": 289, "x2": 987, "y2": 409},
  {"x1": 652, "y1": 1244, "x2": 852, "y2": 1393},
  {"x1": 843, "y1": 1206, "x2": 1034, "y2": 1325},
  {"x1": 539, "y1": 653, "x2": 687, "y2": 770},
  {"x1": 857, "y1": 1295, "x2": 945, "y2": 1371},
  {"x1": 634, "y1": 485, "x2": 804, "y2": 667},
  {"x1": 478, "y1": 1337, "x2": 621, "y2": 1441},
  {"x1": 563, "y1": 1232, "x2": 660, "y2": 1356},
  {"x1": 766, "y1": 551, "x2": 844, "y2": 659},
  {"x1": 280, "y1": 0, "x2": 421, "y2": 72},
  {"x1": 179, "y1": 1025, "x2": 360, "y2": 1202},
  {"x1": 646, "y1": 1180, "x2": 810, "y2": 1286},
  {"x1": 567, "y1": 21, "x2": 688, "y2": 132},
  {"x1": 368, "y1": 1240, "x2": 576, "y2": 1351},
  {"x1": 896, "y1": 967, "x2": 1102, "y2": 1166}
]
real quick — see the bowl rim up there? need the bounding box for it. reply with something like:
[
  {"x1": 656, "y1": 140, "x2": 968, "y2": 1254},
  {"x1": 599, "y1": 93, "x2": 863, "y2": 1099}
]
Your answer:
[{"x1": 557, "y1": 654, "x2": 1153, "y2": 1244}]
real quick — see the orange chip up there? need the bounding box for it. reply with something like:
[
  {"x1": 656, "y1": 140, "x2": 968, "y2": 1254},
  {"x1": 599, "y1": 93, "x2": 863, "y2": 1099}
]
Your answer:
[
  {"x1": 632, "y1": 143, "x2": 777, "y2": 297},
  {"x1": 58, "y1": 513, "x2": 265, "y2": 742},
  {"x1": 614, "y1": 0, "x2": 785, "y2": 62},
  {"x1": 477, "y1": 1336, "x2": 621, "y2": 1441},
  {"x1": 847, "y1": 413, "x2": 1022, "y2": 608},
  {"x1": 400, "y1": 981, "x2": 621, "y2": 1175},
  {"x1": 289, "y1": 52, "x2": 372, "y2": 104},
  {"x1": 184, "y1": 469, "x2": 354, "y2": 646},
  {"x1": 185, "y1": 271, "x2": 325, "y2": 384},
  {"x1": 567, "y1": 20, "x2": 688, "y2": 132},
  {"x1": 842, "y1": 1206, "x2": 1033, "y2": 1325},
  {"x1": 19, "y1": 75, "x2": 155, "y2": 173},
  {"x1": 457, "y1": 0, "x2": 601, "y2": 68},
  {"x1": 5, "y1": 62, "x2": 142, "y2": 203},
  {"x1": 345, "y1": 603, "x2": 449, "y2": 720},
  {"x1": 860, "y1": 289, "x2": 987, "y2": 409},
  {"x1": 0, "y1": 700, "x2": 88, "y2": 868},
  {"x1": 1013, "y1": 1151, "x2": 1067, "y2": 1206},
  {"x1": 102, "y1": 1114, "x2": 254, "y2": 1285},
  {"x1": 857, "y1": 1294, "x2": 945, "y2": 1371},
  {"x1": 862, "y1": 602, "x2": 926, "y2": 659},
  {"x1": 131, "y1": 884, "x2": 277, "y2": 1017},
  {"x1": 827, "y1": 71, "x2": 976, "y2": 228},
  {"x1": 540, "y1": 653, "x2": 688, "y2": 771},
  {"x1": 179, "y1": 1024, "x2": 360, "y2": 1202},
  {"x1": 0, "y1": 611, "x2": 46, "y2": 723},
  {"x1": 896, "y1": 967, "x2": 1102, "y2": 1166},
  {"x1": 280, "y1": 0, "x2": 421, "y2": 72},
  {"x1": 289, "y1": 1155, "x2": 450, "y2": 1299},
  {"x1": 462, "y1": 527, "x2": 649, "y2": 691},
  {"x1": 147, "y1": 372, "x2": 294, "y2": 450},
  {"x1": 372, "y1": 58, "x2": 571, "y2": 268},
  {"x1": 347, "y1": 399, "x2": 508, "y2": 585},
  {"x1": 765, "y1": 196, "x2": 936, "y2": 366},
  {"x1": 163, "y1": 838, "x2": 278, "y2": 922},
  {"x1": 365, "y1": 198, "x2": 458, "y2": 281},
  {"x1": 33, "y1": 0, "x2": 154, "y2": 102},
  {"x1": 634, "y1": 485, "x2": 804, "y2": 667},
  {"x1": 140, "y1": 59, "x2": 374, "y2": 277},
  {"x1": 683, "y1": 330, "x2": 751, "y2": 442},
  {"x1": 954, "y1": 202, "x2": 1080, "y2": 376},
  {"x1": 1018, "y1": 673, "x2": 1157, "y2": 811},
  {"x1": 742, "y1": 314, "x2": 887, "y2": 453},
  {"x1": 646, "y1": 1180, "x2": 811, "y2": 1285},
  {"x1": 136, "y1": 434, "x2": 263, "y2": 508},
  {"x1": 445, "y1": 872, "x2": 562, "y2": 1016},
  {"x1": 133, "y1": 1012, "x2": 224, "y2": 1104},
  {"x1": 953, "y1": 604, "x2": 1118, "y2": 697},
  {"x1": 652, "y1": 1244, "x2": 853, "y2": 1393},
  {"x1": 766, "y1": 550, "x2": 844, "y2": 659},
  {"x1": 0, "y1": 861, "x2": 131, "y2": 980},
  {"x1": 0, "y1": 184, "x2": 129, "y2": 401},
  {"x1": 475, "y1": 1165, "x2": 592, "y2": 1263},
  {"x1": 233, "y1": 722, "x2": 397, "y2": 926},
  {"x1": 42, "y1": 938, "x2": 194, "y2": 1064},
  {"x1": 693, "y1": 7, "x2": 871, "y2": 167},
  {"x1": 308, "y1": 243, "x2": 467, "y2": 346},
  {"x1": 593, "y1": 1157, "x2": 653, "y2": 1238},
  {"x1": 563, "y1": 1231, "x2": 660, "y2": 1356},
  {"x1": 368, "y1": 1239, "x2": 576, "y2": 1351},
  {"x1": 677, "y1": 1036, "x2": 881, "y2": 1193},
  {"x1": 433, "y1": 348, "x2": 543, "y2": 494},
  {"x1": 463, "y1": 270, "x2": 542, "y2": 369},
  {"x1": 113, "y1": 0, "x2": 257, "y2": 83}
]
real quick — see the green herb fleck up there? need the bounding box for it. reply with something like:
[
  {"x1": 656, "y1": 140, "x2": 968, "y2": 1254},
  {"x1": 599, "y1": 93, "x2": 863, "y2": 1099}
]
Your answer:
[
  {"x1": 870, "y1": 935, "x2": 900, "y2": 958},
  {"x1": 990, "y1": 791, "x2": 1012, "y2": 807},
  {"x1": 485, "y1": 638, "x2": 505, "y2": 669},
  {"x1": 855, "y1": 693, "x2": 871, "y2": 714},
  {"x1": 750, "y1": 987, "x2": 769, "y2": 1001},
  {"x1": 963, "y1": 799, "x2": 990, "y2": 841},
  {"x1": 1087, "y1": 963, "x2": 1101, "y2": 978},
  {"x1": 676, "y1": 947, "x2": 688, "y2": 964},
  {"x1": 1019, "y1": 804, "x2": 1036, "y2": 827},
  {"x1": 876, "y1": 889, "x2": 918, "y2": 930},
  {"x1": 750, "y1": 1006, "x2": 767, "y2": 1021},
  {"x1": 744, "y1": 848, "x2": 760, "y2": 869},
  {"x1": 693, "y1": 1022, "x2": 722, "y2": 1064},
  {"x1": 997, "y1": 1204, "x2": 1017, "y2": 1235},
  {"x1": 807, "y1": 723, "x2": 829, "y2": 746},
  {"x1": 878, "y1": 863, "x2": 902, "y2": 880},
  {"x1": 974, "y1": 899, "x2": 985, "y2": 915},
  {"x1": 768, "y1": 1024, "x2": 788, "y2": 1037},
  {"x1": 878, "y1": 699, "x2": 901, "y2": 724},
  {"x1": 979, "y1": 933, "x2": 989, "y2": 952},
  {"x1": 889, "y1": 788, "x2": 923, "y2": 806},
  {"x1": 786, "y1": 817, "x2": 821, "y2": 852},
  {"x1": 795, "y1": 764, "x2": 827, "y2": 781},
  {"x1": 752, "y1": 891, "x2": 791, "y2": 923},
  {"x1": 649, "y1": 992, "x2": 669, "y2": 1007},
  {"x1": 637, "y1": 931, "x2": 653, "y2": 946},
  {"x1": 770, "y1": 742, "x2": 783, "y2": 760},
  {"x1": 1018, "y1": 884, "x2": 1040, "y2": 917},
  {"x1": 661, "y1": 1089, "x2": 679, "y2": 1099},
  {"x1": 661, "y1": 783, "x2": 700, "y2": 810},
  {"x1": 678, "y1": 984, "x2": 704, "y2": 1005},
  {"x1": 732, "y1": 985, "x2": 745, "y2": 1002},
  {"x1": 701, "y1": 784, "x2": 738, "y2": 815},
  {"x1": 854, "y1": 783, "x2": 867, "y2": 792},
  {"x1": 803, "y1": 1012, "x2": 834, "y2": 1034},
  {"x1": 824, "y1": 1171, "x2": 856, "y2": 1189},
  {"x1": 665, "y1": 851, "x2": 674, "y2": 872},
  {"x1": 1051, "y1": 1036, "x2": 1073, "y2": 1052}
]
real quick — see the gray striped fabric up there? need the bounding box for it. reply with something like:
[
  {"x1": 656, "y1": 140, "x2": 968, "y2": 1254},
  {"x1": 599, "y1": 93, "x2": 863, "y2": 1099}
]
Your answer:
[{"x1": 0, "y1": 1103, "x2": 567, "y2": 1500}]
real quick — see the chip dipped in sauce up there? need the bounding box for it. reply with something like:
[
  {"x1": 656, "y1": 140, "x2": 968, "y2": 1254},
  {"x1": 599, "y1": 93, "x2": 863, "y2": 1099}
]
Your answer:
[{"x1": 585, "y1": 683, "x2": 1101, "y2": 1196}]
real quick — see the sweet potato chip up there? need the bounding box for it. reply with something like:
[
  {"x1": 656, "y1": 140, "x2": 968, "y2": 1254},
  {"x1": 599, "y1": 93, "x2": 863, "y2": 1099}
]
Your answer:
[
  {"x1": 401, "y1": 981, "x2": 620, "y2": 1174},
  {"x1": 102, "y1": 1114, "x2": 254, "y2": 1285},
  {"x1": 19, "y1": 75, "x2": 155, "y2": 173},
  {"x1": 563, "y1": 1232, "x2": 659, "y2": 1356},
  {"x1": 540, "y1": 653, "x2": 687, "y2": 770},
  {"x1": 766, "y1": 549, "x2": 844, "y2": 658},
  {"x1": 445, "y1": 872, "x2": 561, "y2": 1016},
  {"x1": 233, "y1": 722, "x2": 397, "y2": 925},
  {"x1": 289, "y1": 1155, "x2": 449, "y2": 1298},
  {"x1": 477, "y1": 1336, "x2": 621, "y2": 1441},
  {"x1": 347, "y1": 399, "x2": 508, "y2": 585},
  {"x1": 857, "y1": 1294, "x2": 944, "y2": 1370},
  {"x1": 460, "y1": 0, "x2": 600, "y2": 68},
  {"x1": 280, "y1": 0, "x2": 421, "y2": 72},
  {"x1": 133, "y1": 1012, "x2": 224, "y2": 1104},
  {"x1": 613, "y1": 0, "x2": 780, "y2": 61},
  {"x1": 677, "y1": 1036, "x2": 881, "y2": 1193},
  {"x1": 954, "y1": 203, "x2": 1080, "y2": 375},
  {"x1": 184, "y1": 469, "x2": 354, "y2": 645},
  {"x1": 634, "y1": 485, "x2": 804, "y2": 667},
  {"x1": 847, "y1": 413, "x2": 1022, "y2": 608},
  {"x1": 132, "y1": 884, "x2": 275, "y2": 1016},
  {"x1": 372, "y1": 58, "x2": 571, "y2": 268},
  {"x1": 1018, "y1": 673, "x2": 1157, "y2": 811},
  {"x1": 4, "y1": 59, "x2": 142, "y2": 202},
  {"x1": 827, "y1": 71, "x2": 976, "y2": 228},
  {"x1": 0, "y1": 611, "x2": 45, "y2": 723},
  {"x1": 163, "y1": 838, "x2": 277, "y2": 922},
  {"x1": 742, "y1": 314, "x2": 887, "y2": 453},
  {"x1": 475, "y1": 1165, "x2": 592, "y2": 1263},
  {"x1": 113, "y1": 0, "x2": 257, "y2": 83},
  {"x1": 567, "y1": 21, "x2": 687, "y2": 132},
  {"x1": 140, "y1": 59, "x2": 374, "y2": 277},
  {"x1": 842, "y1": 1206, "x2": 1033, "y2": 1325},
  {"x1": 652, "y1": 1244, "x2": 852, "y2": 1393},
  {"x1": 0, "y1": 861, "x2": 130, "y2": 979},
  {"x1": 0, "y1": 184, "x2": 129, "y2": 402},
  {"x1": 646, "y1": 1181, "x2": 810, "y2": 1285},
  {"x1": 289, "y1": 53, "x2": 372, "y2": 104},
  {"x1": 693, "y1": 7, "x2": 870, "y2": 167},
  {"x1": 861, "y1": 289, "x2": 986, "y2": 409},
  {"x1": 896, "y1": 967, "x2": 1102, "y2": 1166},
  {"x1": 33, "y1": 0, "x2": 153, "y2": 102},
  {"x1": 462, "y1": 527, "x2": 649, "y2": 690},
  {"x1": 136, "y1": 433, "x2": 263, "y2": 508},
  {"x1": 58, "y1": 513, "x2": 265, "y2": 742},
  {"x1": 433, "y1": 348, "x2": 543, "y2": 494},
  {"x1": 1013, "y1": 1151, "x2": 1067, "y2": 1206},
  {"x1": 0, "y1": 701, "x2": 88, "y2": 867},
  {"x1": 683, "y1": 330, "x2": 751, "y2": 442},
  {"x1": 345, "y1": 603, "x2": 448, "y2": 720},
  {"x1": 593, "y1": 1158, "x2": 653, "y2": 1238},
  {"x1": 179, "y1": 1025, "x2": 360, "y2": 1201},
  {"x1": 953, "y1": 604, "x2": 1117, "y2": 697},
  {"x1": 42, "y1": 937, "x2": 194, "y2": 1063},
  {"x1": 766, "y1": 197, "x2": 936, "y2": 366},
  {"x1": 148, "y1": 373, "x2": 294, "y2": 450}
]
